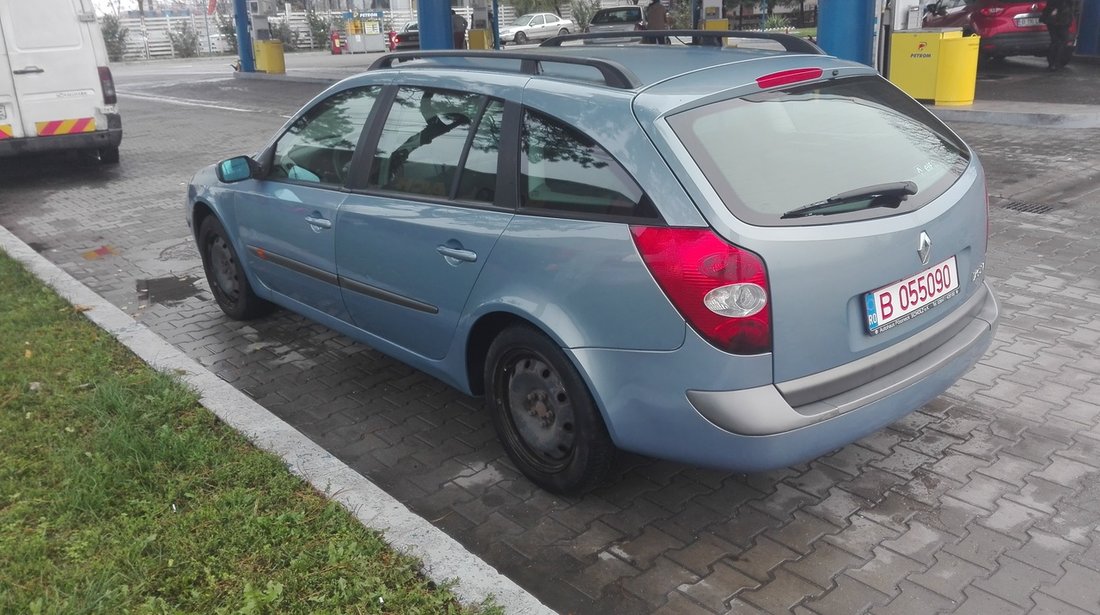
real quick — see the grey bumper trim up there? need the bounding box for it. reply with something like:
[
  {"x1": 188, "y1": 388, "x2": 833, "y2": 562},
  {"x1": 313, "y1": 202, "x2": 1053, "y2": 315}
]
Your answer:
[{"x1": 688, "y1": 281, "x2": 998, "y2": 436}]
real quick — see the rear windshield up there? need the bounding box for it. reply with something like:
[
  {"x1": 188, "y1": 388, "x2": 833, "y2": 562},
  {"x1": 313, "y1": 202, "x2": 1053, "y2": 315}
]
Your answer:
[
  {"x1": 592, "y1": 8, "x2": 642, "y2": 23},
  {"x1": 668, "y1": 76, "x2": 970, "y2": 226}
]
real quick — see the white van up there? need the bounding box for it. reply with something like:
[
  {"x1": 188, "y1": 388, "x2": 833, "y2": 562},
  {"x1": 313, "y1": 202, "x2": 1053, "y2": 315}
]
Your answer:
[{"x1": 0, "y1": 0, "x2": 121, "y2": 163}]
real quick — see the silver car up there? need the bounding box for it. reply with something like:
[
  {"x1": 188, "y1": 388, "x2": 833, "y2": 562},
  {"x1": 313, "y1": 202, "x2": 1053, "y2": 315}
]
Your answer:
[
  {"x1": 499, "y1": 12, "x2": 573, "y2": 45},
  {"x1": 584, "y1": 6, "x2": 645, "y2": 43}
]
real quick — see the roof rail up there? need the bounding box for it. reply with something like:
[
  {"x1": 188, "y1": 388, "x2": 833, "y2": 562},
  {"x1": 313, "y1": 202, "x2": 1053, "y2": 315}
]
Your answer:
[
  {"x1": 367, "y1": 50, "x2": 643, "y2": 89},
  {"x1": 540, "y1": 30, "x2": 825, "y2": 55}
]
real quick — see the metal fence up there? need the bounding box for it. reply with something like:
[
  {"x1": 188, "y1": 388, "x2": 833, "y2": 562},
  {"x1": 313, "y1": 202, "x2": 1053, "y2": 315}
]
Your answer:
[{"x1": 106, "y1": 0, "x2": 793, "y2": 61}]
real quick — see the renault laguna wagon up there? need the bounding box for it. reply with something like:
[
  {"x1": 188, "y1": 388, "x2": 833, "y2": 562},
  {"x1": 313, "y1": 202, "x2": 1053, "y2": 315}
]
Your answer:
[{"x1": 186, "y1": 32, "x2": 998, "y2": 494}]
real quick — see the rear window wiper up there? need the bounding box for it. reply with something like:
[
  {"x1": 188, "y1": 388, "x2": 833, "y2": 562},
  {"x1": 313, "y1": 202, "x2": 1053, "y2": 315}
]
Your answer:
[{"x1": 781, "y1": 181, "x2": 918, "y2": 219}]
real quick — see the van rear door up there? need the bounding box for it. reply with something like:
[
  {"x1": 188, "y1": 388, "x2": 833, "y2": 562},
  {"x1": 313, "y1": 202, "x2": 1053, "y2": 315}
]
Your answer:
[
  {"x1": 0, "y1": 0, "x2": 103, "y2": 140},
  {"x1": 0, "y1": 16, "x2": 23, "y2": 140}
]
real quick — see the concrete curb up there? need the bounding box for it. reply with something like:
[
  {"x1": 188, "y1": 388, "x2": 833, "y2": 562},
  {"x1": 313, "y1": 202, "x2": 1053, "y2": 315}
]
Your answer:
[
  {"x1": 233, "y1": 70, "x2": 345, "y2": 85},
  {"x1": 0, "y1": 223, "x2": 556, "y2": 615},
  {"x1": 930, "y1": 106, "x2": 1100, "y2": 128}
]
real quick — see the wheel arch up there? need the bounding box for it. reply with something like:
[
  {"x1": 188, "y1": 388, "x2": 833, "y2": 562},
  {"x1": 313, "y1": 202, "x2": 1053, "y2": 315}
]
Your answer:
[{"x1": 464, "y1": 309, "x2": 572, "y2": 396}]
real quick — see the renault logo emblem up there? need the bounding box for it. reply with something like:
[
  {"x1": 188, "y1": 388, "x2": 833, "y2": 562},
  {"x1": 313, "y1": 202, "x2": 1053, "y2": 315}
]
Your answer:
[{"x1": 918, "y1": 231, "x2": 932, "y2": 265}]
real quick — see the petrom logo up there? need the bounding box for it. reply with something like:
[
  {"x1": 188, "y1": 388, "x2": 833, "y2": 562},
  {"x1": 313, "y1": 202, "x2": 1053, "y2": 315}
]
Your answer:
[{"x1": 910, "y1": 42, "x2": 932, "y2": 58}]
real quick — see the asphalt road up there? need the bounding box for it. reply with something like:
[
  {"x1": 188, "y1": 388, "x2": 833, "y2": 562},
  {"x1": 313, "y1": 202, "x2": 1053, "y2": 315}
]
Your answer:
[{"x1": 3, "y1": 56, "x2": 1100, "y2": 614}]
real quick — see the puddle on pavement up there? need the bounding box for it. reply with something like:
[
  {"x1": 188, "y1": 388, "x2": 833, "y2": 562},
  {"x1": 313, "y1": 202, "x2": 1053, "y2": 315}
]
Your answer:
[
  {"x1": 136, "y1": 275, "x2": 203, "y2": 306},
  {"x1": 26, "y1": 242, "x2": 48, "y2": 253}
]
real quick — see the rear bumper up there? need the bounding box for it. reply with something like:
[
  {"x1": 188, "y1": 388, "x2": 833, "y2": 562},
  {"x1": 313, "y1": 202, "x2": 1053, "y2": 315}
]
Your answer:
[
  {"x1": 0, "y1": 113, "x2": 122, "y2": 158},
  {"x1": 570, "y1": 281, "x2": 998, "y2": 472},
  {"x1": 980, "y1": 31, "x2": 1051, "y2": 56}
]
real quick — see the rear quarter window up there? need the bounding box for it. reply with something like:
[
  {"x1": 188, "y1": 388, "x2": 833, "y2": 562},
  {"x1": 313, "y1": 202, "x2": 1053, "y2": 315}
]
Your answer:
[{"x1": 668, "y1": 76, "x2": 970, "y2": 226}]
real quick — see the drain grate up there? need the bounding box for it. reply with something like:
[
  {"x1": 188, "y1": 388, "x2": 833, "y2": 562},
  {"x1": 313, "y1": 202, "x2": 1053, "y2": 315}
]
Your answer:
[{"x1": 1001, "y1": 201, "x2": 1053, "y2": 214}]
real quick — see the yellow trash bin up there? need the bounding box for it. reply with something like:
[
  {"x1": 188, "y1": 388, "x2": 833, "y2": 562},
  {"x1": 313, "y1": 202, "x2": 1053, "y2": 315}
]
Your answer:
[
  {"x1": 889, "y1": 28, "x2": 979, "y2": 106},
  {"x1": 468, "y1": 29, "x2": 491, "y2": 50},
  {"x1": 935, "y1": 34, "x2": 980, "y2": 106},
  {"x1": 253, "y1": 40, "x2": 286, "y2": 75}
]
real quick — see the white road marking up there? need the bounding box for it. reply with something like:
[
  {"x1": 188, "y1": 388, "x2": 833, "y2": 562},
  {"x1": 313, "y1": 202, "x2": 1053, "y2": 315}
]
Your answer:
[{"x1": 118, "y1": 91, "x2": 292, "y2": 118}]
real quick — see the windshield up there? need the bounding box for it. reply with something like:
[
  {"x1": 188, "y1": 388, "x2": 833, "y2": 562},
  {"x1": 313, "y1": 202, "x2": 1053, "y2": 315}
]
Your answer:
[
  {"x1": 514, "y1": 14, "x2": 535, "y2": 25},
  {"x1": 668, "y1": 76, "x2": 970, "y2": 226}
]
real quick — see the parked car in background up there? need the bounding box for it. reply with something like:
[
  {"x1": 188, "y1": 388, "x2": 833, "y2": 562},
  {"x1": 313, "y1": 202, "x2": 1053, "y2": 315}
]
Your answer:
[
  {"x1": 187, "y1": 32, "x2": 998, "y2": 494},
  {"x1": 0, "y1": 0, "x2": 122, "y2": 163},
  {"x1": 392, "y1": 21, "x2": 420, "y2": 50},
  {"x1": 584, "y1": 6, "x2": 645, "y2": 42},
  {"x1": 499, "y1": 12, "x2": 573, "y2": 45},
  {"x1": 922, "y1": 0, "x2": 1075, "y2": 61}
]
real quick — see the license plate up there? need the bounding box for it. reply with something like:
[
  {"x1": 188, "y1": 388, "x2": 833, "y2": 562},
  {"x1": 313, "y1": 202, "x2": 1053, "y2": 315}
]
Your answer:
[
  {"x1": 865, "y1": 256, "x2": 959, "y2": 335},
  {"x1": 1016, "y1": 16, "x2": 1041, "y2": 26}
]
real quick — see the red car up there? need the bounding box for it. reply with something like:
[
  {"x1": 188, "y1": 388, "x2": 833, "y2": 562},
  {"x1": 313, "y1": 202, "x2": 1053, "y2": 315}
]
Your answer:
[{"x1": 922, "y1": 0, "x2": 1076, "y2": 61}]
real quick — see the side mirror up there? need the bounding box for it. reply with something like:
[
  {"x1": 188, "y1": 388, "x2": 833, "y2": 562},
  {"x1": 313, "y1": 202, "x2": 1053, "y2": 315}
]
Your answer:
[
  {"x1": 216, "y1": 156, "x2": 257, "y2": 183},
  {"x1": 924, "y1": 2, "x2": 938, "y2": 13}
]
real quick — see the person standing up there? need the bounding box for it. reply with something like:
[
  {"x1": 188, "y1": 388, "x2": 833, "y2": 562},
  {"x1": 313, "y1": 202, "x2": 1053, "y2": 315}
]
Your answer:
[
  {"x1": 452, "y1": 9, "x2": 469, "y2": 49},
  {"x1": 645, "y1": 0, "x2": 669, "y2": 44},
  {"x1": 1041, "y1": 0, "x2": 1075, "y2": 70}
]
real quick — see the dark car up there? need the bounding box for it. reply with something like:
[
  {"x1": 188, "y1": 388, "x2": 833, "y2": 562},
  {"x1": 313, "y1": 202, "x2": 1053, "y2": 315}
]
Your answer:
[
  {"x1": 923, "y1": 0, "x2": 1076, "y2": 60},
  {"x1": 393, "y1": 21, "x2": 419, "y2": 50}
]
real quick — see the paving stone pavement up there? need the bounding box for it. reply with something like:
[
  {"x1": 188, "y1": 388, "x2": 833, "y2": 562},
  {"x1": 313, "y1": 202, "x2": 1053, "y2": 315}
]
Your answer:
[{"x1": 2, "y1": 77, "x2": 1100, "y2": 614}]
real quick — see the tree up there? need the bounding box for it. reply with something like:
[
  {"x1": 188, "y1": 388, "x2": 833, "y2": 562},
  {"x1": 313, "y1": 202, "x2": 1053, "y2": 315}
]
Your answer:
[
  {"x1": 216, "y1": 9, "x2": 239, "y2": 53},
  {"x1": 100, "y1": 14, "x2": 129, "y2": 62}
]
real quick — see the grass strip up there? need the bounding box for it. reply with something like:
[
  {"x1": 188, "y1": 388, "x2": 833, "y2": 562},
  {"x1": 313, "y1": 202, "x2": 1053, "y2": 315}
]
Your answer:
[{"x1": 0, "y1": 252, "x2": 496, "y2": 614}]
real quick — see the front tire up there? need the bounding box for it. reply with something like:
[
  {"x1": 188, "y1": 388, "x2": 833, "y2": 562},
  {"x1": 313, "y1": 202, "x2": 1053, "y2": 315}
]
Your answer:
[
  {"x1": 514, "y1": 31, "x2": 527, "y2": 45},
  {"x1": 198, "y1": 216, "x2": 272, "y2": 320},
  {"x1": 485, "y1": 325, "x2": 615, "y2": 495}
]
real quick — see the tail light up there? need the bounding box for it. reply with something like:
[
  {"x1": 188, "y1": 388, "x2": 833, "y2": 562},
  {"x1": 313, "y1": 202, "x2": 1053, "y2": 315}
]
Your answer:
[
  {"x1": 756, "y1": 67, "x2": 823, "y2": 89},
  {"x1": 979, "y1": 6, "x2": 1005, "y2": 14},
  {"x1": 631, "y1": 226, "x2": 771, "y2": 355},
  {"x1": 98, "y1": 66, "x2": 117, "y2": 104}
]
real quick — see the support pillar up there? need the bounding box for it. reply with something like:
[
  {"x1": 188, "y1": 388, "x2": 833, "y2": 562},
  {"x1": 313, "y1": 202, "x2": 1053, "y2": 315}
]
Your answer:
[
  {"x1": 417, "y1": 0, "x2": 453, "y2": 49},
  {"x1": 817, "y1": 0, "x2": 874, "y2": 65},
  {"x1": 233, "y1": 0, "x2": 254, "y2": 72},
  {"x1": 1079, "y1": 0, "x2": 1100, "y2": 56}
]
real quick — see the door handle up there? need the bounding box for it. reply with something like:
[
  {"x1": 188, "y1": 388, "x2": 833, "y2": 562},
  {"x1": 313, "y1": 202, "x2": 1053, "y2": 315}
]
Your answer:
[
  {"x1": 304, "y1": 215, "x2": 331, "y2": 229},
  {"x1": 13, "y1": 66, "x2": 44, "y2": 75},
  {"x1": 436, "y1": 245, "x2": 477, "y2": 263}
]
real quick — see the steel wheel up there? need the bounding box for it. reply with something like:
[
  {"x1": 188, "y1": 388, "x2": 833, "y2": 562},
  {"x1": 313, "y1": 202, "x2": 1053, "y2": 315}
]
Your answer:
[
  {"x1": 499, "y1": 350, "x2": 577, "y2": 472},
  {"x1": 485, "y1": 325, "x2": 615, "y2": 494},
  {"x1": 198, "y1": 216, "x2": 272, "y2": 320}
]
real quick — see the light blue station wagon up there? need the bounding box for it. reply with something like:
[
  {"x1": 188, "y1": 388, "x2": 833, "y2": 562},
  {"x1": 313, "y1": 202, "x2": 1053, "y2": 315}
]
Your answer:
[{"x1": 187, "y1": 32, "x2": 999, "y2": 494}]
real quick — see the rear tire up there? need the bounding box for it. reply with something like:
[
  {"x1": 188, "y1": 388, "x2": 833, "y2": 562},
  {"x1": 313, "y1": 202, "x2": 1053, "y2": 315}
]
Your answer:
[
  {"x1": 558, "y1": 28, "x2": 569, "y2": 35},
  {"x1": 198, "y1": 216, "x2": 272, "y2": 320},
  {"x1": 485, "y1": 325, "x2": 615, "y2": 495},
  {"x1": 99, "y1": 146, "x2": 120, "y2": 164}
]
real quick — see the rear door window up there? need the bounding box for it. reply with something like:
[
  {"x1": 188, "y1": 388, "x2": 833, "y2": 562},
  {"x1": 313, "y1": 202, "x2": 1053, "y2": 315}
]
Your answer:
[
  {"x1": 668, "y1": 76, "x2": 970, "y2": 226},
  {"x1": 521, "y1": 109, "x2": 658, "y2": 220},
  {"x1": 593, "y1": 8, "x2": 641, "y2": 23}
]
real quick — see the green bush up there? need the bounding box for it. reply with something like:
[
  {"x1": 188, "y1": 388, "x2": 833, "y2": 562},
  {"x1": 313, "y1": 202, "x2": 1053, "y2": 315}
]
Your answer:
[
  {"x1": 100, "y1": 14, "x2": 129, "y2": 62},
  {"x1": 763, "y1": 14, "x2": 791, "y2": 30},
  {"x1": 168, "y1": 21, "x2": 201, "y2": 57},
  {"x1": 269, "y1": 20, "x2": 300, "y2": 51},
  {"x1": 307, "y1": 10, "x2": 331, "y2": 49},
  {"x1": 569, "y1": 0, "x2": 601, "y2": 30}
]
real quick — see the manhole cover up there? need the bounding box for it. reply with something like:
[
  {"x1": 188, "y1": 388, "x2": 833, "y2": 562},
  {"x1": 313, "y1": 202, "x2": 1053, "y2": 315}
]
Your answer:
[
  {"x1": 159, "y1": 240, "x2": 200, "y2": 262},
  {"x1": 1002, "y1": 201, "x2": 1053, "y2": 214}
]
